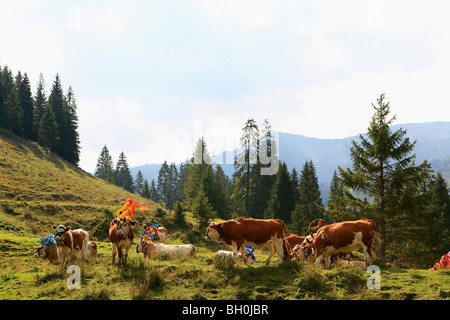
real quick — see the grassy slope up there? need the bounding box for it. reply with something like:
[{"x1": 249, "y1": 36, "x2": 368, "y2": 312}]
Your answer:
[{"x1": 0, "y1": 129, "x2": 449, "y2": 300}]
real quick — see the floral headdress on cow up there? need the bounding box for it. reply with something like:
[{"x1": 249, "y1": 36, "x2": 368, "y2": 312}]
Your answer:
[
  {"x1": 141, "y1": 224, "x2": 159, "y2": 242},
  {"x1": 116, "y1": 196, "x2": 148, "y2": 223},
  {"x1": 37, "y1": 234, "x2": 57, "y2": 247},
  {"x1": 244, "y1": 245, "x2": 256, "y2": 262}
]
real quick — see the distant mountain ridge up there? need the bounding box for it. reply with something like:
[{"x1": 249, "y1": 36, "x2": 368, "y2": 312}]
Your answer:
[{"x1": 131, "y1": 121, "x2": 450, "y2": 197}]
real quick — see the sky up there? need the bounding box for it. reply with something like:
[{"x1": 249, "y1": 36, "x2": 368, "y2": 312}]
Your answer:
[{"x1": 1, "y1": 1, "x2": 450, "y2": 173}]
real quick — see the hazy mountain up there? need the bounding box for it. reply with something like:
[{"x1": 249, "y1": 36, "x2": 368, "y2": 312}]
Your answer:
[{"x1": 131, "y1": 121, "x2": 450, "y2": 201}]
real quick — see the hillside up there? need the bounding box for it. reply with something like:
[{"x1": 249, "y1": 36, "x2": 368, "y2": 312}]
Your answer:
[{"x1": 0, "y1": 128, "x2": 159, "y2": 239}]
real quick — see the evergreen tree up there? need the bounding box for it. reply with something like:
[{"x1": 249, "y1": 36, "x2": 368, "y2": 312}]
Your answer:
[
  {"x1": 19, "y1": 74, "x2": 35, "y2": 140},
  {"x1": 38, "y1": 103, "x2": 59, "y2": 154},
  {"x1": 94, "y1": 145, "x2": 115, "y2": 183},
  {"x1": 184, "y1": 138, "x2": 217, "y2": 213},
  {"x1": 5, "y1": 71, "x2": 23, "y2": 136},
  {"x1": 233, "y1": 119, "x2": 259, "y2": 216},
  {"x1": 115, "y1": 152, "x2": 134, "y2": 192},
  {"x1": 0, "y1": 66, "x2": 15, "y2": 129},
  {"x1": 174, "y1": 201, "x2": 186, "y2": 226},
  {"x1": 149, "y1": 179, "x2": 158, "y2": 203},
  {"x1": 134, "y1": 170, "x2": 145, "y2": 196},
  {"x1": 214, "y1": 164, "x2": 231, "y2": 219},
  {"x1": 177, "y1": 162, "x2": 190, "y2": 203},
  {"x1": 192, "y1": 189, "x2": 216, "y2": 230},
  {"x1": 47, "y1": 74, "x2": 67, "y2": 158},
  {"x1": 34, "y1": 73, "x2": 47, "y2": 135},
  {"x1": 326, "y1": 94, "x2": 432, "y2": 263},
  {"x1": 156, "y1": 160, "x2": 170, "y2": 206},
  {"x1": 264, "y1": 161, "x2": 296, "y2": 224},
  {"x1": 291, "y1": 160, "x2": 324, "y2": 234},
  {"x1": 63, "y1": 86, "x2": 80, "y2": 164},
  {"x1": 141, "y1": 179, "x2": 151, "y2": 199}
]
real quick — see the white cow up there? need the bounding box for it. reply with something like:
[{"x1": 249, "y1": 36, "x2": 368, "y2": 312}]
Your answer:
[{"x1": 137, "y1": 241, "x2": 195, "y2": 259}]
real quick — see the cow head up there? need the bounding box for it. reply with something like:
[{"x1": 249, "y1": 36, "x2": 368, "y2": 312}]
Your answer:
[
  {"x1": 52, "y1": 225, "x2": 71, "y2": 237},
  {"x1": 34, "y1": 245, "x2": 46, "y2": 259},
  {"x1": 205, "y1": 222, "x2": 223, "y2": 242},
  {"x1": 113, "y1": 218, "x2": 139, "y2": 238}
]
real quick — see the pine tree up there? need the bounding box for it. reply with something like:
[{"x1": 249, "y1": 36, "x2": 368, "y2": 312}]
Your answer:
[
  {"x1": 326, "y1": 94, "x2": 431, "y2": 263},
  {"x1": 0, "y1": 66, "x2": 15, "y2": 129},
  {"x1": 134, "y1": 170, "x2": 145, "y2": 196},
  {"x1": 184, "y1": 138, "x2": 217, "y2": 212},
  {"x1": 291, "y1": 161, "x2": 324, "y2": 234},
  {"x1": 47, "y1": 74, "x2": 66, "y2": 158},
  {"x1": 34, "y1": 73, "x2": 47, "y2": 135},
  {"x1": 192, "y1": 189, "x2": 216, "y2": 230},
  {"x1": 156, "y1": 161, "x2": 170, "y2": 206},
  {"x1": 5, "y1": 71, "x2": 23, "y2": 136},
  {"x1": 141, "y1": 179, "x2": 151, "y2": 199},
  {"x1": 38, "y1": 103, "x2": 59, "y2": 154},
  {"x1": 264, "y1": 161, "x2": 296, "y2": 224},
  {"x1": 149, "y1": 179, "x2": 158, "y2": 202},
  {"x1": 94, "y1": 145, "x2": 115, "y2": 183},
  {"x1": 63, "y1": 86, "x2": 80, "y2": 164},
  {"x1": 115, "y1": 152, "x2": 134, "y2": 192},
  {"x1": 233, "y1": 119, "x2": 259, "y2": 216},
  {"x1": 214, "y1": 164, "x2": 231, "y2": 219},
  {"x1": 19, "y1": 74, "x2": 35, "y2": 140}
]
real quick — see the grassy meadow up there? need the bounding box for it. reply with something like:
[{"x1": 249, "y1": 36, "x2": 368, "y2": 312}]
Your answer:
[{"x1": 1, "y1": 128, "x2": 450, "y2": 300}]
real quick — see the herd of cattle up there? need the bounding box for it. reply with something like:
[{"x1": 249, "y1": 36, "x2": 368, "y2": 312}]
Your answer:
[{"x1": 35, "y1": 215, "x2": 378, "y2": 270}]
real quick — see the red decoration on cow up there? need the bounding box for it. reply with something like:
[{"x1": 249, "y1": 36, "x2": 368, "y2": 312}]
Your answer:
[
  {"x1": 429, "y1": 251, "x2": 450, "y2": 270},
  {"x1": 116, "y1": 196, "x2": 148, "y2": 222}
]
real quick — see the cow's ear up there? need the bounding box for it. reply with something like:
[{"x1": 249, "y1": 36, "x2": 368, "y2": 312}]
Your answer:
[
  {"x1": 218, "y1": 223, "x2": 223, "y2": 230},
  {"x1": 129, "y1": 220, "x2": 139, "y2": 227},
  {"x1": 65, "y1": 226, "x2": 72, "y2": 231},
  {"x1": 52, "y1": 225, "x2": 57, "y2": 230}
]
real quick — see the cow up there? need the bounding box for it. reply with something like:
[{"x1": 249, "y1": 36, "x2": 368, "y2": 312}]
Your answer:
[
  {"x1": 205, "y1": 217, "x2": 291, "y2": 265},
  {"x1": 313, "y1": 219, "x2": 378, "y2": 269},
  {"x1": 137, "y1": 241, "x2": 195, "y2": 259},
  {"x1": 142, "y1": 225, "x2": 168, "y2": 244},
  {"x1": 71, "y1": 241, "x2": 98, "y2": 263},
  {"x1": 52, "y1": 225, "x2": 89, "y2": 265},
  {"x1": 109, "y1": 218, "x2": 139, "y2": 264},
  {"x1": 35, "y1": 237, "x2": 97, "y2": 267},
  {"x1": 270, "y1": 233, "x2": 305, "y2": 262}
]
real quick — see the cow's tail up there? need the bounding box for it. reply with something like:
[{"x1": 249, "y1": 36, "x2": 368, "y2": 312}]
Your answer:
[{"x1": 278, "y1": 220, "x2": 291, "y2": 261}]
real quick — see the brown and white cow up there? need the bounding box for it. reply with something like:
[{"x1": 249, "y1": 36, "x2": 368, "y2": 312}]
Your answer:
[
  {"x1": 313, "y1": 219, "x2": 378, "y2": 269},
  {"x1": 205, "y1": 217, "x2": 291, "y2": 265},
  {"x1": 35, "y1": 240, "x2": 98, "y2": 266},
  {"x1": 52, "y1": 225, "x2": 89, "y2": 265},
  {"x1": 109, "y1": 218, "x2": 139, "y2": 264}
]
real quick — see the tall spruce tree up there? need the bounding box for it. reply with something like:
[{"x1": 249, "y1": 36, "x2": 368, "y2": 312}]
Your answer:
[
  {"x1": 184, "y1": 138, "x2": 217, "y2": 217},
  {"x1": 264, "y1": 161, "x2": 296, "y2": 224},
  {"x1": 291, "y1": 160, "x2": 324, "y2": 234},
  {"x1": 134, "y1": 170, "x2": 145, "y2": 196},
  {"x1": 0, "y1": 66, "x2": 15, "y2": 129},
  {"x1": 94, "y1": 145, "x2": 115, "y2": 183},
  {"x1": 19, "y1": 74, "x2": 35, "y2": 140},
  {"x1": 38, "y1": 103, "x2": 59, "y2": 154},
  {"x1": 63, "y1": 87, "x2": 80, "y2": 164},
  {"x1": 326, "y1": 94, "x2": 431, "y2": 263},
  {"x1": 6, "y1": 72, "x2": 23, "y2": 136},
  {"x1": 115, "y1": 152, "x2": 134, "y2": 192},
  {"x1": 34, "y1": 73, "x2": 47, "y2": 135},
  {"x1": 233, "y1": 119, "x2": 259, "y2": 216},
  {"x1": 47, "y1": 74, "x2": 66, "y2": 158}
]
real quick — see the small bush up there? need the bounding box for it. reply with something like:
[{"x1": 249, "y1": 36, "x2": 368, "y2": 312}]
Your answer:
[{"x1": 294, "y1": 265, "x2": 330, "y2": 298}]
